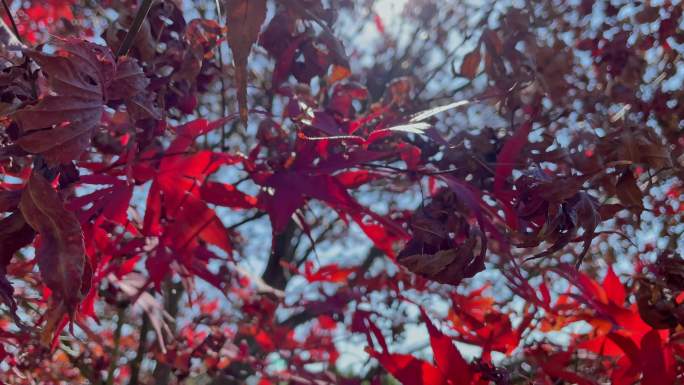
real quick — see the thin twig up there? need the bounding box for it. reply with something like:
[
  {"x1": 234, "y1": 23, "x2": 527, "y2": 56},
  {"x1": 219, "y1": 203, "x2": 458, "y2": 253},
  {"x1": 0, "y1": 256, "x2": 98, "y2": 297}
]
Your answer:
[
  {"x1": 215, "y1": 0, "x2": 229, "y2": 151},
  {"x1": 360, "y1": 162, "x2": 461, "y2": 175},
  {"x1": 104, "y1": 307, "x2": 126, "y2": 385},
  {"x1": 1, "y1": 0, "x2": 21, "y2": 43},
  {"x1": 117, "y1": 0, "x2": 155, "y2": 57},
  {"x1": 228, "y1": 211, "x2": 266, "y2": 230}
]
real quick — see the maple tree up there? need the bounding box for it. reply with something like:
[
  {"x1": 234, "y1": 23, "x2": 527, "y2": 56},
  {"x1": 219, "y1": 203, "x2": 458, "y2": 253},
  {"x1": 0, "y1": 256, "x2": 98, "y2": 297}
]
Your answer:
[{"x1": 1, "y1": 0, "x2": 684, "y2": 384}]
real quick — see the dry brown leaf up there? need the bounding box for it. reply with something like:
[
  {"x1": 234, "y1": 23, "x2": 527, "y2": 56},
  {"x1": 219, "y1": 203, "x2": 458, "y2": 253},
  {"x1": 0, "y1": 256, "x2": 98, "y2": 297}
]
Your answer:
[{"x1": 225, "y1": 0, "x2": 267, "y2": 124}]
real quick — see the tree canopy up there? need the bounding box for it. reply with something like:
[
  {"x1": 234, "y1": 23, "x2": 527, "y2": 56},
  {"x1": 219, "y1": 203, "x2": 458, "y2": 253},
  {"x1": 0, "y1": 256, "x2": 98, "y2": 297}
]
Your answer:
[{"x1": 1, "y1": 0, "x2": 684, "y2": 384}]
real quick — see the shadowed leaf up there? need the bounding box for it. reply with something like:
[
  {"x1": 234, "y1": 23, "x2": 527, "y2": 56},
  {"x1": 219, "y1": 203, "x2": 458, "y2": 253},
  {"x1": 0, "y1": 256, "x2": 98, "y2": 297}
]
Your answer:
[
  {"x1": 13, "y1": 38, "x2": 113, "y2": 165},
  {"x1": 19, "y1": 172, "x2": 86, "y2": 317}
]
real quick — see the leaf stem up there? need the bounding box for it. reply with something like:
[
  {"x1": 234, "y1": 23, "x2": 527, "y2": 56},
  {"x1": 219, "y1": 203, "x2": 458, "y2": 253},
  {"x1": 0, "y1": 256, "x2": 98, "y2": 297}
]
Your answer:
[{"x1": 116, "y1": 0, "x2": 155, "y2": 57}]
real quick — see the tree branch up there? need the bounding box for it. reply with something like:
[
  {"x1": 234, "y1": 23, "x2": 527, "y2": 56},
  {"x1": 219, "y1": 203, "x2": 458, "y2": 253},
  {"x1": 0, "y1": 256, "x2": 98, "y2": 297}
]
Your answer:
[
  {"x1": 261, "y1": 219, "x2": 298, "y2": 290},
  {"x1": 104, "y1": 307, "x2": 126, "y2": 385},
  {"x1": 127, "y1": 313, "x2": 150, "y2": 385},
  {"x1": 117, "y1": 0, "x2": 155, "y2": 57}
]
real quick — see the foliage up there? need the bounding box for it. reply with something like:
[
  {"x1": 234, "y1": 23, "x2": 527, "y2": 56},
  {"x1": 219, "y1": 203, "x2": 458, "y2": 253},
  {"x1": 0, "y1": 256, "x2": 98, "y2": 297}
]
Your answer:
[{"x1": 1, "y1": 0, "x2": 684, "y2": 384}]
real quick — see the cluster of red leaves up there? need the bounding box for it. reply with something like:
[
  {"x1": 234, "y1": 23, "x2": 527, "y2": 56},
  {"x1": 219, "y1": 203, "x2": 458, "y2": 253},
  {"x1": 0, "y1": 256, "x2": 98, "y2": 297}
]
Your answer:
[{"x1": 358, "y1": 265, "x2": 684, "y2": 385}]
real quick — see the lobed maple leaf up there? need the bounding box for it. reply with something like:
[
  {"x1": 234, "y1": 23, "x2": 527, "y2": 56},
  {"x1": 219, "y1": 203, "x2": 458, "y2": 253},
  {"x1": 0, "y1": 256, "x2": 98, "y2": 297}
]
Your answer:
[
  {"x1": 12, "y1": 38, "x2": 151, "y2": 165},
  {"x1": 140, "y1": 119, "x2": 242, "y2": 286}
]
